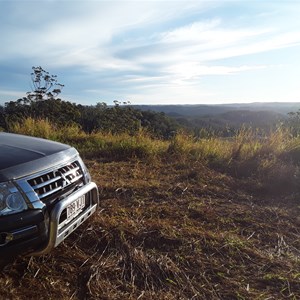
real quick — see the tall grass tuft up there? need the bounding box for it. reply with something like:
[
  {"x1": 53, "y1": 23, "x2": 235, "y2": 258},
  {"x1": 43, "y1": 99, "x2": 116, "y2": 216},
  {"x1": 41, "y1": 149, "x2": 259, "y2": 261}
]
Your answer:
[
  {"x1": 167, "y1": 132, "x2": 233, "y2": 167},
  {"x1": 9, "y1": 117, "x2": 53, "y2": 139},
  {"x1": 8, "y1": 117, "x2": 83, "y2": 142},
  {"x1": 69, "y1": 131, "x2": 169, "y2": 161}
]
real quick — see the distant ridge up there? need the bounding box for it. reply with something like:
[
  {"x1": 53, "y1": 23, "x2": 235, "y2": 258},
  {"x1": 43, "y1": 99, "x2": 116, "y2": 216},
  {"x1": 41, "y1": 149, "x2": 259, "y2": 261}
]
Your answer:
[{"x1": 133, "y1": 102, "x2": 300, "y2": 117}]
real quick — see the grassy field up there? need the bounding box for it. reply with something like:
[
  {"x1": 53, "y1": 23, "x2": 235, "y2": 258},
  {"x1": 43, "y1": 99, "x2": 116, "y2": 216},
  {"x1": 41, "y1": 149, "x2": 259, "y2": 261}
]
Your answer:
[{"x1": 1, "y1": 119, "x2": 300, "y2": 299}]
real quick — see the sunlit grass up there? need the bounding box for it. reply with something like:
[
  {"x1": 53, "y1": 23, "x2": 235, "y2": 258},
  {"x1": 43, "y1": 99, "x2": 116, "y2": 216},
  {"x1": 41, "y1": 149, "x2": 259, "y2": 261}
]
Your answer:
[{"x1": 8, "y1": 117, "x2": 300, "y2": 194}]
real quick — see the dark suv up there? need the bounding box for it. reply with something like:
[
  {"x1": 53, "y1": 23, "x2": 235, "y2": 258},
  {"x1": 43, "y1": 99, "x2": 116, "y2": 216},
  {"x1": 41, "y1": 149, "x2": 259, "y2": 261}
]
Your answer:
[{"x1": 0, "y1": 132, "x2": 99, "y2": 257}]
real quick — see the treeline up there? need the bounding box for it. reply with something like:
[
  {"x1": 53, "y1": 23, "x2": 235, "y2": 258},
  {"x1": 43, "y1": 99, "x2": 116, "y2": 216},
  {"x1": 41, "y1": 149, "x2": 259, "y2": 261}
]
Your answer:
[
  {"x1": 2, "y1": 97, "x2": 300, "y2": 140},
  {"x1": 0, "y1": 99, "x2": 179, "y2": 139}
]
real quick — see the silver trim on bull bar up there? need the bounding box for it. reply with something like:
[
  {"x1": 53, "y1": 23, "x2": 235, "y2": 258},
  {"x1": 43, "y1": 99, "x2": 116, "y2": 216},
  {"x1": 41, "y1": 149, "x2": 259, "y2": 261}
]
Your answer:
[{"x1": 32, "y1": 182, "x2": 99, "y2": 255}]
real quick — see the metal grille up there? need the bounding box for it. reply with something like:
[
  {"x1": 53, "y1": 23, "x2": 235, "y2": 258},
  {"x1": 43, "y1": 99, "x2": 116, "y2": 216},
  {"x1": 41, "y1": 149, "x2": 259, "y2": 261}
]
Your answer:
[{"x1": 27, "y1": 161, "x2": 84, "y2": 202}]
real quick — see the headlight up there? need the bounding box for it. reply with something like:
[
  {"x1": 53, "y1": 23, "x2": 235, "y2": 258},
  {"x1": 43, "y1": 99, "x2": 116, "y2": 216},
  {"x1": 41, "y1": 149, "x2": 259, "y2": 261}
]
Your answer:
[{"x1": 0, "y1": 182, "x2": 28, "y2": 216}]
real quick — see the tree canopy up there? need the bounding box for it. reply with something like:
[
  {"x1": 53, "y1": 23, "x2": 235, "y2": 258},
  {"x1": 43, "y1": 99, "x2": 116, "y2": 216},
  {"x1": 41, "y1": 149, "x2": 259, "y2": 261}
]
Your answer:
[{"x1": 0, "y1": 67, "x2": 179, "y2": 139}]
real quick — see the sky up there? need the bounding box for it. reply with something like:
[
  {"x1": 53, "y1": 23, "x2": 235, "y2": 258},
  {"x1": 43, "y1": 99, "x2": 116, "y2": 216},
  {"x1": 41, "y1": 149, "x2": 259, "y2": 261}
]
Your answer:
[{"x1": 0, "y1": 0, "x2": 300, "y2": 106}]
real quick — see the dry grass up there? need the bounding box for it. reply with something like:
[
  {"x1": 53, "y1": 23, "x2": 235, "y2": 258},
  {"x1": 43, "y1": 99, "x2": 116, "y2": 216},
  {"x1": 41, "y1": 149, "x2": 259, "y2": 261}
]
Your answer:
[
  {"x1": 1, "y1": 157, "x2": 300, "y2": 299},
  {"x1": 2, "y1": 119, "x2": 300, "y2": 298}
]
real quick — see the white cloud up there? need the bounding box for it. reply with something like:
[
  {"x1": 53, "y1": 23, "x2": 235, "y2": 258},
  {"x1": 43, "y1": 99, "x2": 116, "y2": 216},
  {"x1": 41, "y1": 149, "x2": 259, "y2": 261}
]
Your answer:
[
  {"x1": 126, "y1": 84, "x2": 217, "y2": 105},
  {"x1": 1, "y1": 1, "x2": 300, "y2": 104},
  {"x1": 195, "y1": 31, "x2": 300, "y2": 62},
  {"x1": 3, "y1": 1, "x2": 299, "y2": 74},
  {"x1": 164, "y1": 63, "x2": 267, "y2": 83},
  {"x1": 0, "y1": 89, "x2": 25, "y2": 99},
  {"x1": 122, "y1": 64, "x2": 267, "y2": 88},
  {"x1": 161, "y1": 19, "x2": 271, "y2": 46},
  {"x1": 0, "y1": 1, "x2": 207, "y2": 65},
  {"x1": 130, "y1": 21, "x2": 300, "y2": 66}
]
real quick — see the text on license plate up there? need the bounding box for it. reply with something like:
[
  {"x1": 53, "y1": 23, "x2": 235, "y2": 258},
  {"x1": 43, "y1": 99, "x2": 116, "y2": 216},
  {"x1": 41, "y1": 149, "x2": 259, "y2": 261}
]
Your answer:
[{"x1": 67, "y1": 195, "x2": 85, "y2": 221}]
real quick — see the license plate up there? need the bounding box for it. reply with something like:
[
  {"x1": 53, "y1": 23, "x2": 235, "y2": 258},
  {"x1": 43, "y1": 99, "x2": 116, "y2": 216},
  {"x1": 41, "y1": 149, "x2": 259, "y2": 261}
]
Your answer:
[{"x1": 66, "y1": 195, "x2": 85, "y2": 222}]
